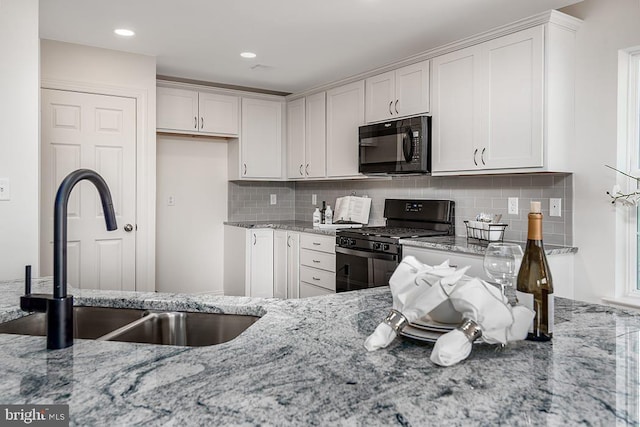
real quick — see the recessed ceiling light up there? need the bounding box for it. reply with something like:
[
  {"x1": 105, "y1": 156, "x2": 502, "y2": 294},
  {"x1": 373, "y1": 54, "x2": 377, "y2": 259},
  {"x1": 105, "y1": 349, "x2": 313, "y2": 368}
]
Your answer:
[
  {"x1": 240, "y1": 52, "x2": 257, "y2": 59},
  {"x1": 114, "y1": 28, "x2": 135, "y2": 37}
]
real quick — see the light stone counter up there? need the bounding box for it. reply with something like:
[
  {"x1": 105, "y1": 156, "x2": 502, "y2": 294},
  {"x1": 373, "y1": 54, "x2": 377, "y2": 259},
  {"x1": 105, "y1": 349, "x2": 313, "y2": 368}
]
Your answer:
[
  {"x1": 0, "y1": 277, "x2": 636, "y2": 426},
  {"x1": 224, "y1": 220, "x2": 337, "y2": 236},
  {"x1": 400, "y1": 235, "x2": 578, "y2": 256}
]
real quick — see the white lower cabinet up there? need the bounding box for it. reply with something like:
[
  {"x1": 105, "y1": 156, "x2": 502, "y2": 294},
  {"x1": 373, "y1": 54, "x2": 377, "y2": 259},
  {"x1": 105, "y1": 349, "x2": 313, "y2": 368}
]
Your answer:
[
  {"x1": 274, "y1": 230, "x2": 301, "y2": 299},
  {"x1": 402, "y1": 245, "x2": 575, "y2": 299},
  {"x1": 299, "y1": 233, "x2": 336, "y2": 297},
  {"x1": 248, "y1": 229, "x2": 275, "y2": 298}
]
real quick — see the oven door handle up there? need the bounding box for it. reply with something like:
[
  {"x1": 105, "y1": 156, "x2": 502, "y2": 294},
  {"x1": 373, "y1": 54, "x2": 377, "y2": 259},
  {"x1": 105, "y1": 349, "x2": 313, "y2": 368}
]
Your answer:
[{"x1": 336, "y1": 246, "x2": 398, "y2": 262}]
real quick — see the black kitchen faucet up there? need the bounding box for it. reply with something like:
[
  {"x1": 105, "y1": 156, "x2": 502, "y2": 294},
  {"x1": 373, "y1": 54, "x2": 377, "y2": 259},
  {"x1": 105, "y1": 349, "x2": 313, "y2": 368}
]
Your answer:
[{"x1": 21, "y1": 169, "x2": 117, "y2": 349}]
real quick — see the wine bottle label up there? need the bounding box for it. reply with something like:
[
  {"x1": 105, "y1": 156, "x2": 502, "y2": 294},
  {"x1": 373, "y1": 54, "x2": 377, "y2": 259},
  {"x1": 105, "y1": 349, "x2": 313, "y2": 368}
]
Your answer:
[{"x1": 516, "y1": 291, "x2": 554, "y2": 335}]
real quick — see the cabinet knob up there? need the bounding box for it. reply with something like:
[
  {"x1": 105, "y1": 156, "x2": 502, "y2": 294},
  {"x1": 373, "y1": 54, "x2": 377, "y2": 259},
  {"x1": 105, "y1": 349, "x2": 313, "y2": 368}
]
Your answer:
[
  {"x1": 243, "y1": 163, "x2": 247, "y2": 175},
  {"x1": 305, "y1": 164, "x2": 309, "y2": 176},
  {"x1": 299, "y1": 164, "x2": 303, "y2": 176},
  {"x1": 194, "y1": 116, "x2": 198, "y2": 129},
  {"x1": 253, "y1": 233, "x2": 257, "y2": 245},
  {"x1": 481, "y1": 147, "x2": 486, "y2": 165},
  {"x1": 388, "y1": 101, "x2": 393, "y2": 115},
  {"x1": 473, "y1": 149, "x2": 478, "y2": 166},
  {"x1": 200, "y1": 117, "x2": 204, "y2": 129},
  {"x1": 394, "y1": 99, "x2": 399, "y2": 114}
]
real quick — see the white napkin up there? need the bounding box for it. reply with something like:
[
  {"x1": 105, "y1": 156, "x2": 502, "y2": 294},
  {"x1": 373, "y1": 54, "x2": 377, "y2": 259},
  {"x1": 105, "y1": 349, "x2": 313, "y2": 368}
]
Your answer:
[
  {"x1": 364, "y1": 256, "x2": 469, "y2": 351},
  {"x1": 430, "y1": 278, "x2": 535, "y2": 366}
]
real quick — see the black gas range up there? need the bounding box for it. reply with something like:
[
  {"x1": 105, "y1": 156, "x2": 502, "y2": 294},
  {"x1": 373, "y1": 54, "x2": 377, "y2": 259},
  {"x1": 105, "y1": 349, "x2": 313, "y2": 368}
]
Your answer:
[{"x1": 335, "y1": 199, "x2": 455, "y2": 292}]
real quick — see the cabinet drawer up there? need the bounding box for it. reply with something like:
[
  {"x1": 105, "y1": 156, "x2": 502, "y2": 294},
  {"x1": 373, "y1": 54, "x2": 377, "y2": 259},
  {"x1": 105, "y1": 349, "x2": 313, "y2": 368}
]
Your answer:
[
  {"x1": 300, "y1": 281, "x2": 334, "y2": 298},
  {"x1": 300, "y1": 249, "x2": 335, "y2": 272},
  {"x1": 300, "y1": 233, "x2": 335, "y2": 254},
  {"x1": 300, "y1": 266, "x2": 335, "y2": 291}
]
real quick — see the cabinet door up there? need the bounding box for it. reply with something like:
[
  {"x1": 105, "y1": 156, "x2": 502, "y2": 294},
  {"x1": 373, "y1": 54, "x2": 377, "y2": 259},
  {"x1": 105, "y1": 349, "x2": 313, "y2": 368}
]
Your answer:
[
  {"x1": 273, "y1": 230, "x2": 288, "y2": 299},
  {"x1": 199, "y1": 92, "x2": 239, "y2": 136},
  {"x1": 481, "y1": 26, "x2": 544, "y2": 170},
  {"x1": 326, "y1": 81, "x2": 365, "y2": 177},
  {"x1": 395, "y1": 60, "x2": 430, "y2": 117},
  {"x1": 287, "y1": 98, "x2": 306, "y2": 179},
  {"x1": 241, "y1": 98, "x2": 283, "y2": 179},
  {"x1": 300, "y1": 282, "x2": 333, "y2": 298},
  {"x1": 305, "y1": 92, "x2": 327, "y2": 178},
  {"x1": 287, "y1": 232, "x2": 300, "y2": 298},
  {"x1": 249, "y1": 229, "x2": 274, "y2": 298},
  {"x1": 365, "y1": 71, "x2": 395, "y2": 123},
  {"x1": 431, "y1": 45, "x2": 482, "y2": 172},
  {"x1": 157, "y1": 87, "x2": 199, "y2": 132}
]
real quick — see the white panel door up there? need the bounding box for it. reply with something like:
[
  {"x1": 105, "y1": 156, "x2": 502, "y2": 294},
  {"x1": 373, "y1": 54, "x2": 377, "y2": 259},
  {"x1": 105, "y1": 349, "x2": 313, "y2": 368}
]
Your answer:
[
  {"x1": 326, "y1": 80, "x2": 365, "y2": 177},
  {"x1": 41, "y1": 89, "x2": 136, "y2": 291},
  {"x1": 156, "y1": 87, "x2": 199, "y2": 132},
  {"x1": 286, "y1": 98, "x2": 306, "y2": 179},
  {"x1": 249, "y1": 229, "x2": 274, "y2": 298},
  {"x1": 431, "y1": 45, "x2": 483, "y2": 172},
  {"x1": 481, "y1": 26, "x2": 544, "y2": 169},
  {"x1": 199, "y1": 92, "x2": 239, "y2": 136},
  {"x1": 273, "y1": 230, "x2": 288, "y2": 299},
  {"x1": 305, "y1": 92, "x2": 326, "y2": 178},
  {"x1": 365, "y1": 71, "x2": 395, "y2": 123},
  {"x1": 395, "y1": 60, "x2": 430, "y2": 117},
  {"x1": 241, "y1": 98, "x2": 283, "y2": 179}
]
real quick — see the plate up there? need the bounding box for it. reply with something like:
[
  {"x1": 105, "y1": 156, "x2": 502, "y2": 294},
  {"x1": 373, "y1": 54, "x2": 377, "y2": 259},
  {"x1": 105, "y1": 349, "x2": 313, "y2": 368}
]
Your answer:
[
  {"x1": 399, "y1": 325, "x2": 443, "y2": 343},
  {"x1": 410, "y1": 315, "x2": 460, "y2": 333}
]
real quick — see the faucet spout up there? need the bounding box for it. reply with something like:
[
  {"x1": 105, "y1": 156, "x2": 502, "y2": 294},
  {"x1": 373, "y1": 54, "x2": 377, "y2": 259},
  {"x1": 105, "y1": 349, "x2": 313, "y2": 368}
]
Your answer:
[
  {"x1": 21, "y1": 169, "x2": 117, "y2": 350},
  {"x1": 54, "y1": 169, "x2": 117, "y2": 299}
]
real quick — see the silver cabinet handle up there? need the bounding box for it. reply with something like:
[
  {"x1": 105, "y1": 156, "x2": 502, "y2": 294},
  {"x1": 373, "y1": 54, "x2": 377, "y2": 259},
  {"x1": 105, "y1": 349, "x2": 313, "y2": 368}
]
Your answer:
[
  {"x1": 200, "y1": 117, "x2": 204, "y2": 129},
  {"x1": 194, "y1": 116, "x2": 198, "y2": 129},
  {"x1": 481, "y1": 147, "x2": 486, "y2": 165},
  {"x1": 312, "y1": 242, "x2": 321, "y2": 246},
  {"x1": 243, "y1": 163, "x2": 247, "y2": 175},
  {"x1": 312, "y1": 277, "x2": 320, "y2": 281},
  {"x1": 253, "y1": 233, "x2": 257, "y2": 245},
  {"x1": 124, "y1": 224, "x2": 134, "y2": 232},
  {"x1": 473, "y1": 149, "x2": 478, "y2": 166},
  {"x1": 395, "y1": 100, "x2": 399, "y2": 114},
  {"x1": 388, "y1": 101, "x2": 393, "y2": 115},
  {"x1": 299, "y1": 164, "x2": 303, "y2": 176},
  {"x1": 305, "y1": 164, "x2": 309, "y2": 175},
  {"x1": 287, "y1": 236, "x2": 291, "y2": 247},
  {"x1": 313, "y1": 259, "x2": 320, "y2": 263}
]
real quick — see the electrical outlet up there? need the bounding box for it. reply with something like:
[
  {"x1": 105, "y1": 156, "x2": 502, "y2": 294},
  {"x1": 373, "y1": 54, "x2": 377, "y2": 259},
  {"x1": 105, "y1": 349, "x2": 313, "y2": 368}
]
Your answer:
[
  {"x1": 312, "y1": 194, "x2": 317, "y2": 205},
  {"x1": 167, "y1": 195, "x2": 175, "y2": 206},
  {"x1": 270, "y1": 194, "x2": 277, "y2": 205},
  {"x1": 508, "y1": 197, "x2": 518, "y2": 215},
  {"x1": 0, "y1": 178, "x2": 10, "y2": 201},
  {"x1": 550, "y1": 198, "x2": 562, "y2": 217}
]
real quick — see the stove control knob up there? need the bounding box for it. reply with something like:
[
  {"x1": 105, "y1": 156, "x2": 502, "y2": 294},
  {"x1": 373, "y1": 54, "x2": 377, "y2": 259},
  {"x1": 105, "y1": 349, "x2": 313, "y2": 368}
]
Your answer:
[
  {"x1": 373, "y1": 243, "x2": 382, "y2": 251},
  {"x1": 383, "y1": 244, "x2": 390, "y2": 251},
  {"x1": 348, "y1": 238, "x2": 356, "y2": 246}
]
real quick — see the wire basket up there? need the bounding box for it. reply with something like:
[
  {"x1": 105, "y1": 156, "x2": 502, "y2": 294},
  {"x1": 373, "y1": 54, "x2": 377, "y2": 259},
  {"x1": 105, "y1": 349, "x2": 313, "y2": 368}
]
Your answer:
[{"x1": 464, "y1": 220, "x2": 508, "y2": 243}]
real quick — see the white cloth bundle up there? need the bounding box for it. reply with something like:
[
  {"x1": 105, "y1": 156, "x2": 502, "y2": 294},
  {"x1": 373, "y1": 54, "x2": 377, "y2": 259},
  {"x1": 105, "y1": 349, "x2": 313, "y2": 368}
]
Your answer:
[
  {"x1": 363, "y1": 256, "x2": 469, "y2": 351},
  {"x1": 430, "y1": 278, "x2": 534, "y2": 366}
]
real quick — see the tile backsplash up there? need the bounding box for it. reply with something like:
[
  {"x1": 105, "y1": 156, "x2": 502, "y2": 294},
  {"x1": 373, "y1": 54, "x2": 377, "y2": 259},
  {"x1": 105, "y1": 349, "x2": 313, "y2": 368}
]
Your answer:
[{"x1": 229, "y1": 173, "x2": 573, "y2": 246}]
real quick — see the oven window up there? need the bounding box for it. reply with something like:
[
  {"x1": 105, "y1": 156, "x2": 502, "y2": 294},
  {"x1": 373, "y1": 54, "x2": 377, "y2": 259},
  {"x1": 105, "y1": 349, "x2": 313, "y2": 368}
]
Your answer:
[{"x1": 336, "y1": 251, "x2": 398, "y2": 292}]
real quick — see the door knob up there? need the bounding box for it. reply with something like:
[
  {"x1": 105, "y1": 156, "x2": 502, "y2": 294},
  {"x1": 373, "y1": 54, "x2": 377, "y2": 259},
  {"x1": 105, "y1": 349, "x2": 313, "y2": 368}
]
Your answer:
[{"x1": 124, "y1": 224, "x2": 134, "y2": 232}]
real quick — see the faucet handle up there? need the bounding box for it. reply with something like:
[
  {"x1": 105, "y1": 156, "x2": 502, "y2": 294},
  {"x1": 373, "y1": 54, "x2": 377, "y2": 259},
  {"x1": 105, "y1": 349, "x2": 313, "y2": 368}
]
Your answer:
[{"x1": 25, "y1": 265, "x2": 31, "y2": 295}]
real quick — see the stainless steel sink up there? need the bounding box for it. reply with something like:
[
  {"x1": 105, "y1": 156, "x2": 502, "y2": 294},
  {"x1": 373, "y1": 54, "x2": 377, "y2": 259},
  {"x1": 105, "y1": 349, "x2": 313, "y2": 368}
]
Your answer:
[
  {"x1": 0, "y1": 306, "x2": 147, "y2": 339},
  {"x1": 0, "y1": 307, "x2": 259, "y2": 347},
  {"x1": 98, "y1": 311, "x2": 259, "y2": 346}
]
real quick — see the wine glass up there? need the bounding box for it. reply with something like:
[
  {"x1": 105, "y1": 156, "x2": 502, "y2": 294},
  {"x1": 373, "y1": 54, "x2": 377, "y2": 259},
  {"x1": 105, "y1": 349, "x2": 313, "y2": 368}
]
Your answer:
[{"x1": 483, "y1": 242, "x2": 524, "y2": 296}]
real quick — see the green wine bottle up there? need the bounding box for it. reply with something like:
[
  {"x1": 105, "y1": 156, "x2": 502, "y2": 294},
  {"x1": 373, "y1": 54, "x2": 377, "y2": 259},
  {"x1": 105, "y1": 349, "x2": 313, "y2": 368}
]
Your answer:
[{"x1": 516, "y1": 201, "x2": 554, "y2": 341}]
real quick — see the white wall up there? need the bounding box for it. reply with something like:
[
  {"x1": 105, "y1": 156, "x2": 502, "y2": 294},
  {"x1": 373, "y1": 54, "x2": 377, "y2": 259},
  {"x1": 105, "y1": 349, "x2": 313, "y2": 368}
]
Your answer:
[
  {"x1": 156, "y1": 135, "x2": 228, "y2": 295},
  {"x1": 561, "y1": 0, "x2": 640, "y2": 303},
  {"x1": 0, "y1": 0, "x2": 39, "y2": 280},
  {"x1": 39, "y1": 40, "x2": 157, "y2": 291}
]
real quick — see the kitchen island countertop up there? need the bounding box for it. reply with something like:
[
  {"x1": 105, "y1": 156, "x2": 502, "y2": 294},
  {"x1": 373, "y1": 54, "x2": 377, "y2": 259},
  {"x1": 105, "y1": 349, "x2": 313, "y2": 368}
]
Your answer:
[{"x1": 0, "y1": 278, "x2": 636, "y2": 425}]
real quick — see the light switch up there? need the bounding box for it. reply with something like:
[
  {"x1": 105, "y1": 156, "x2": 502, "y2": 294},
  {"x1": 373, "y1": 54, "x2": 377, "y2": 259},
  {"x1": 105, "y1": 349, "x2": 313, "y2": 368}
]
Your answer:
[
  {"x1": 312, "y1": 194, "x2": 317, "y2": 205},
  {"x1": 508, "y1": 197, "x2": 518, "y2": 215},
  {"x1": 270, "y1": 194, "x2": 277, "y2": 205},
  {"x1": 167, "y1": 195, "x2": 175, "y2": 206},
  {"x1": 0, "y1": 178, "x2": 10, "y2": 201}
]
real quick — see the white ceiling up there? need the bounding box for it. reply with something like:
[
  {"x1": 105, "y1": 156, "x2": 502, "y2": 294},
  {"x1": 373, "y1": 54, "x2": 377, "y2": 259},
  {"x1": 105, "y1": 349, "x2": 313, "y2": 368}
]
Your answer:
[{"x1": 39, "y1": 0, "x2": 581, "y2": 94}]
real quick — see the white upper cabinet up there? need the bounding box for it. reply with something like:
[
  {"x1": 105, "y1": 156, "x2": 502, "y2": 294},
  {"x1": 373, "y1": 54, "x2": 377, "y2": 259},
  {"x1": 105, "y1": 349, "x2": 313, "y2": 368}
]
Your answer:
[
  {"x1": 157, "y1": 86, "x2": 239, "y2": 136},
  {"x1": 286, "y1": 98, "x2": 306, "y2": 179},
  {"x1": 239, "y1": 97, "x2": 284, "y2": 179},
  {"x1": 365, "y1": 60, "x2": 430, "y2": 123},
  {"x1": 326, "y1": 81, "x2": 365, "y2": 177},
  {"x1": 432, "y1": 24, "x2": 565, "y2": 175},
  {"x1": 286, "y1": 92, "x2": 327, "y2": 180},
  {"x1": 305, "y1": 92, "x2": 327, "y2": 178}
]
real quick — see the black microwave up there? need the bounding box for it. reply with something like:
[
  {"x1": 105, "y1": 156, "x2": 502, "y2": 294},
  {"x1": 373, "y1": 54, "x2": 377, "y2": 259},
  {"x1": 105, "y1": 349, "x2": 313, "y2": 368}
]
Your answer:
[{"x1": 358, "y1": 115, "x2": 431, "y2": 174}]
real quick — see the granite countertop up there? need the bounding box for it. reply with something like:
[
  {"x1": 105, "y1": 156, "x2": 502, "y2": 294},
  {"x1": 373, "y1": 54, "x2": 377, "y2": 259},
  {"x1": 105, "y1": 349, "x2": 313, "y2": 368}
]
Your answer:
[
  {"x1": 0, "y1": 278, "x2": 635, "y2": 425},
  {"x1": 400, "y1": 235, "x2": 578, "y2": 256},
  {"x1": 224, "y1": 220, "x2": 339, "y2": 236}
]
